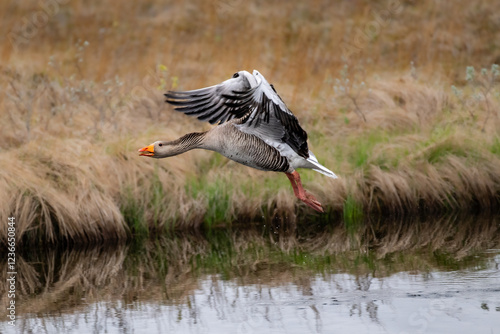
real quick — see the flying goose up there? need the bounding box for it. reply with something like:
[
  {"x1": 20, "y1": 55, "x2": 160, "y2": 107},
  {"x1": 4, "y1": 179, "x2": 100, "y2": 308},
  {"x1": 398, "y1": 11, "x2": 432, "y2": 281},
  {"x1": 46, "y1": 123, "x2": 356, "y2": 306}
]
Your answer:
[{"x1": 138, "y1": 70, "x2": 337, "y2": 212}]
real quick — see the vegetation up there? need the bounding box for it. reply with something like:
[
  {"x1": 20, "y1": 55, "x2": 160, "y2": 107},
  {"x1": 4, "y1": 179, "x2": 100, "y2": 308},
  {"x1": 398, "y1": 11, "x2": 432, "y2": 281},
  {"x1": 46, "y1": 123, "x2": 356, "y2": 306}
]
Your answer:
[{"x1": 0, "y1": 0, "x2": 500, "y2": 244}]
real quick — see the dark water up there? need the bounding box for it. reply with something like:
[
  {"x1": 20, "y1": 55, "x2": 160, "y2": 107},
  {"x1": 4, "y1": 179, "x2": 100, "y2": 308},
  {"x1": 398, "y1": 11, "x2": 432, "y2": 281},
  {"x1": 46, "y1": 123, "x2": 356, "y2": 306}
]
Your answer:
[{"x1": 1, "y1": 216, "x2": 500, "y2": 334}]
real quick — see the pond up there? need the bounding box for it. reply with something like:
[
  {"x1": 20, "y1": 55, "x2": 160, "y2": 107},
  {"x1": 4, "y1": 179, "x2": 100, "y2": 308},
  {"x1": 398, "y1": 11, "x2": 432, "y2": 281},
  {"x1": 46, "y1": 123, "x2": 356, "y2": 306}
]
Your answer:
[{"x1": 1, "y1": 216, "x2": 500, "y2": 334}]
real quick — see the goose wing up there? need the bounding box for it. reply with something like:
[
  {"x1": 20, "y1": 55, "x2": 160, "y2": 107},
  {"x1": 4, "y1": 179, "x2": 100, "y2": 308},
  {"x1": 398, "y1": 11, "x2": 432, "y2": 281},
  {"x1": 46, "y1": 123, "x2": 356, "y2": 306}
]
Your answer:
[
  {"x1": 164, "y1": 73, "x2": 256, "y2": 125},
  {"x1": 236, "y1": 81, "x2": 309, "y2": 159},
  {"x1": 165, "y1": 71, "x2": 309, "y2": 159}
]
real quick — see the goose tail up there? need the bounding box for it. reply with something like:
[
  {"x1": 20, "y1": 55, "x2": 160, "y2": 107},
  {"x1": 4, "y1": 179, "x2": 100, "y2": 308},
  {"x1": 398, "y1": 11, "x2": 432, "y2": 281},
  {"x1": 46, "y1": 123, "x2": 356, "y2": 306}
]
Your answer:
[{"x1": 307, "y1": 151, "x2": 338, "y2": 179}]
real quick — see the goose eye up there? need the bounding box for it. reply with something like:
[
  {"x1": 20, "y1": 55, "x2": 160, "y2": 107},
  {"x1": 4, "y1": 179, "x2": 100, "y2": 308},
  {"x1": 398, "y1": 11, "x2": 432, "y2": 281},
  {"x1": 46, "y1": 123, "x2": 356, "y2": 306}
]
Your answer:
[
  {"x1": 233, "y1": 72, "x2": 239, "y2": 78},
  {"x1": 159, "y1": 143, "x2": 163, "y2": 147}
]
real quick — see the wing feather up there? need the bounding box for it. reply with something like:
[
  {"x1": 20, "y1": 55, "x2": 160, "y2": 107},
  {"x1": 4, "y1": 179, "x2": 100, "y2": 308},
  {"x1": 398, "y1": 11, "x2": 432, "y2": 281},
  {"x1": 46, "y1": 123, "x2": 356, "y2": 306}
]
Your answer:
[
  {"x1": 165, "y1": 71, "x2": 309, "y2": 158},
  {"x1": 165, "y1": 76, "x2": 255, "y2": 124},
  {"x1": 239, "y1": 91, "x2": 309, "y2": 158}
]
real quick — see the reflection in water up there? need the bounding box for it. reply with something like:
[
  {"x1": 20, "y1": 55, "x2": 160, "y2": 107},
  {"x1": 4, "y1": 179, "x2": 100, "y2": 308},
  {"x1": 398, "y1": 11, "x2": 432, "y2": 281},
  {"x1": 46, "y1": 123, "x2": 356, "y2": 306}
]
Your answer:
[{"x1": 1, "y1": 215, "x2": 500, "y2": 333}]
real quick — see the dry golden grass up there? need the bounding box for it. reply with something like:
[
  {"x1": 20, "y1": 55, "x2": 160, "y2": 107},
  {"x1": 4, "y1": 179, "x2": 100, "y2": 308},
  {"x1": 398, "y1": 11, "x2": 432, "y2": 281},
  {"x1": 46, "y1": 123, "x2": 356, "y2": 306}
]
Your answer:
[{"x1": 0, "y1": 0, "x2": 499, "y2": 244}]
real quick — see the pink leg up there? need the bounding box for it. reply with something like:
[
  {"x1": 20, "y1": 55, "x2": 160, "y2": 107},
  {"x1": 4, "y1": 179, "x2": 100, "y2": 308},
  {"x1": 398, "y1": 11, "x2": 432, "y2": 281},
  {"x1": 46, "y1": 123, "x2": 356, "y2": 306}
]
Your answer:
[{"x1": 285, "y1": 171, "x2": 324, "y2": 213}]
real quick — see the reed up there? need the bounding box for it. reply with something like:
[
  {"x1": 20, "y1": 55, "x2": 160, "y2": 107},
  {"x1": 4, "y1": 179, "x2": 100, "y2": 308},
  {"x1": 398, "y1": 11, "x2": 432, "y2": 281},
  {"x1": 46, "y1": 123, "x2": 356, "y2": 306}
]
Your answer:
[{"x1": 0, "y1": 0, "x2": 499, "y2": 244}]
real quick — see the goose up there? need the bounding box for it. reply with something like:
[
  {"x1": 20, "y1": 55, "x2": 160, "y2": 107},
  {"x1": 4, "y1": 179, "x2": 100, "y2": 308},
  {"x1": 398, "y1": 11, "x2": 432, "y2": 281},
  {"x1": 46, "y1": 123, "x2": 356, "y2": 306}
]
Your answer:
[{"x1": 138, "y1": 70, "x2": 337, "y2": 212}]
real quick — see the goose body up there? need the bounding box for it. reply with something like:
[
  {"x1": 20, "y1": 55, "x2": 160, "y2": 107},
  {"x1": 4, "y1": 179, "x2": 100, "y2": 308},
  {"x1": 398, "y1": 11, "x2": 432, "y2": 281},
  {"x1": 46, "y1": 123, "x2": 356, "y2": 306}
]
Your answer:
[{"x1": 139, "y1": 70, "x2": 337, "y2": 212}]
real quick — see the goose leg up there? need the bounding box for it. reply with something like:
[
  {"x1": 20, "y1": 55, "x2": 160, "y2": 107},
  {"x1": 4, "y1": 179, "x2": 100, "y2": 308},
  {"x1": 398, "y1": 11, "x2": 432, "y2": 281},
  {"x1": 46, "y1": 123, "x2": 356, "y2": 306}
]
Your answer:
[{"x1": 285, "y1": 171, "x2": 324, "y2": 213}]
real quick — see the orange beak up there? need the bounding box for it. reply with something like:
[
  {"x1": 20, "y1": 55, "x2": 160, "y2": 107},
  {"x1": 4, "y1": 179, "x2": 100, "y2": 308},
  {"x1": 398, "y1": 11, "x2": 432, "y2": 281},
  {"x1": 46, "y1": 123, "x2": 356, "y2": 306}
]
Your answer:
[{"x1": 138, "y1": 144, "x2": 155, "y2": 157}]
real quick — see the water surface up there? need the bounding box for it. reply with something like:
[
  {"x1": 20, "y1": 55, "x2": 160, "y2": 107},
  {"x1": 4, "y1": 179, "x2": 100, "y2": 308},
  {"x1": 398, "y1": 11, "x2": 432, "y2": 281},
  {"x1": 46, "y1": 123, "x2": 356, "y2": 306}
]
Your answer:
[{"x1": 1, "y1": 216, "x2": 500, "y2": 334}]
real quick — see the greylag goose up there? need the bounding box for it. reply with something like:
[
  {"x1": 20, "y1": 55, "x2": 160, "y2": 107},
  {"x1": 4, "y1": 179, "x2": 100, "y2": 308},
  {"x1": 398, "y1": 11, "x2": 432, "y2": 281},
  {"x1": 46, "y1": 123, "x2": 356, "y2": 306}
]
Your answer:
[{"x1": 138, "y1": 70, "x2": 337, "y2": 212}]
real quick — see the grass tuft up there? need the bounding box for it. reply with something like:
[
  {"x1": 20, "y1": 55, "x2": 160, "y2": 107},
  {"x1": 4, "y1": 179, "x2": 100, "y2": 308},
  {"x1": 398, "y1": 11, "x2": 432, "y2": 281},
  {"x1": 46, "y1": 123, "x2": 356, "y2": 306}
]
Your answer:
[{"x1": 343, "y1": 195, "x2": 364, "y2": 233}]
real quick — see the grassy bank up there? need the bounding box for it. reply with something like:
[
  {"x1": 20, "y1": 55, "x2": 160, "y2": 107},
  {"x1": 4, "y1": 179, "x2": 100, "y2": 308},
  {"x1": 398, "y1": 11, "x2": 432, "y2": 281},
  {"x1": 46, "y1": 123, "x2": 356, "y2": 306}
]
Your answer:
[{"x1": 0, "y1": 0, "x2": 499, "y2": 244}]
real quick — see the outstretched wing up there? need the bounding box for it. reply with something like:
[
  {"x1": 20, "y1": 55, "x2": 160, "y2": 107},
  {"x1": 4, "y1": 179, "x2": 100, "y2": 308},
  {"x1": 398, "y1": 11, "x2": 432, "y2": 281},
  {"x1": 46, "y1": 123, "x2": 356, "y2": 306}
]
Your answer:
[
  {"x1": 164, "y1": 73, "x2": 256, "y2": 125},
  {"x1": 235, "y1": 84, "x2": 309, "y2": 159},
  {"x1": 165, "y1": 71, "x2": 309, "y2": 159}
]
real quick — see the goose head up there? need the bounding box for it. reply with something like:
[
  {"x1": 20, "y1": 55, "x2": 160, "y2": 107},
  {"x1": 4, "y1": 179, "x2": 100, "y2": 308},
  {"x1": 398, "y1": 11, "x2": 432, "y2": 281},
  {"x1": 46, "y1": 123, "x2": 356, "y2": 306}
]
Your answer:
[
  {"x1": 138, "y1": 141, "x2": 173, "y2": 158},
  {"x1": 139, "y1": 132, "x2": 204, "y2": 158}
]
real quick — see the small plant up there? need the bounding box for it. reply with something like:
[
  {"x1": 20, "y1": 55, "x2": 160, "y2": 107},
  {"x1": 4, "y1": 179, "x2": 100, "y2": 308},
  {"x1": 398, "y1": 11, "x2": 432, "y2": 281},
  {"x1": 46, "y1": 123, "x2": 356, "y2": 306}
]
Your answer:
[
  {"x1": 410, "y1": 60, "x2": 417, "y2": 80},
  {"x1": 121, "y1": 186, "x2": 148, "y2": 238},
  {"x1": 333, "y1": 64, "x2": 369, "y2": 122},
  {"x1": 3, "y1": 69, "x2": 49, "y2": 141},
  {"x1": 451, "y1": 64, "x2": 499, "y2": 131},
  {"x1": 48, "y1": 48, "x2": 126, "y2": 133},
  {"x1": 450, "y1": 84, "x2": 480, "y2": 120},
  {"x1": 74, "y1": 39, "x2": 90, "y2": 79},
  {"x1": 343, "y1": 194, "x2": 363, "y2": 231}
]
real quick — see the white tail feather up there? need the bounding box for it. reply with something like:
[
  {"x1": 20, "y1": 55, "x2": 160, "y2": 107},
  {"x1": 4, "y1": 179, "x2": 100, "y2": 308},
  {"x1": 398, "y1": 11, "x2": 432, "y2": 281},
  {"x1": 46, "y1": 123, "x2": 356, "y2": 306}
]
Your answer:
[{"x1": 306, "y1": 151, "x2": 338, "y2": 179}]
